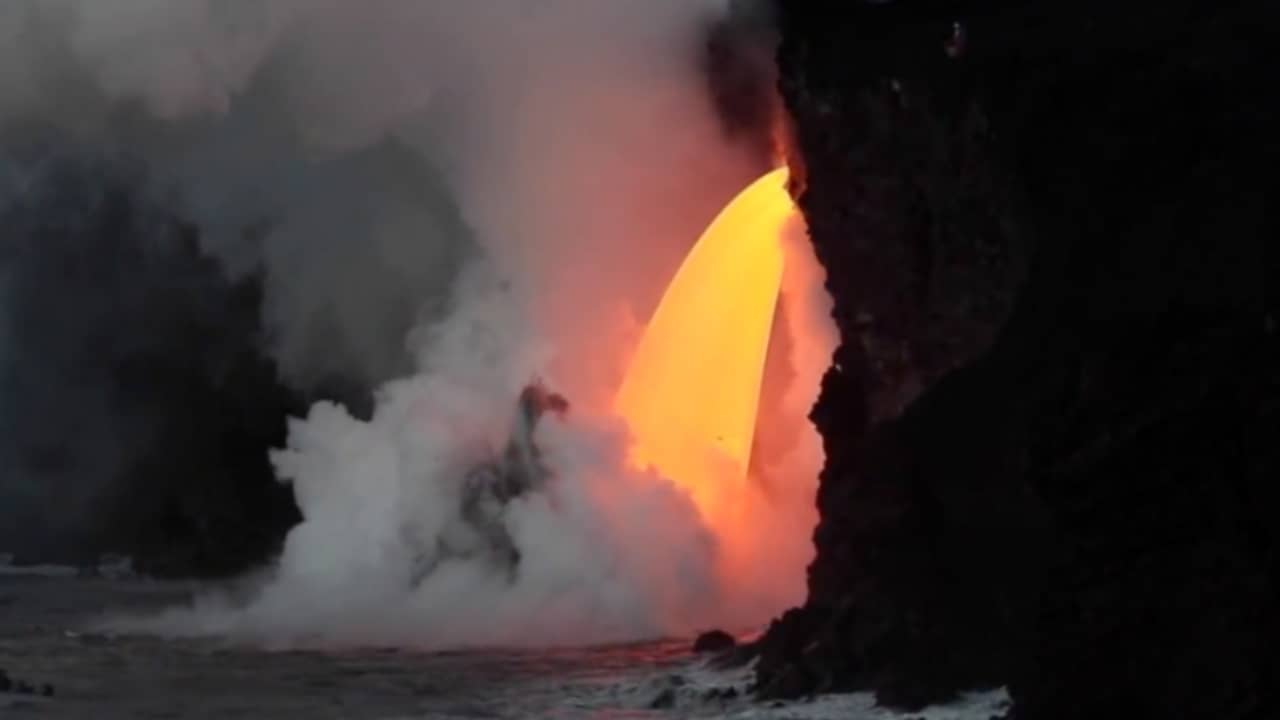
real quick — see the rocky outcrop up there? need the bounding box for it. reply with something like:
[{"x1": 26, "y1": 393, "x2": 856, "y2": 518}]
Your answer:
[
  {"x1": 757, "y1": 1, "x2": 1279, "y2": 717},
  {"x1": 692, "y1": 629, "x2": 737, "y2": 654},
  {"x1": 415, "y1": 382, "x2": 570, "y2": 583},
  {"x1": 0, "y1": 668, "x2": 54, "y2": 697},
  {"x1": 0, "y1": 148, "x2": 305, "y2": 578}
]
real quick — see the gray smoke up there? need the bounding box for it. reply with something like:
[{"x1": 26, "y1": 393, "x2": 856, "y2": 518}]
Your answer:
[
  {"x1": 0, "y1": 2, "x2": 489, "y2": 559},
  {"x1": 1, "y1": 0, "x2": 483, "y2": 391}
]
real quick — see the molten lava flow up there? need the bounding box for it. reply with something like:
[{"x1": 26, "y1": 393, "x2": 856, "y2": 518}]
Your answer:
[{"x1": 615, "y1": 167, "x2": 795, "y2": 523}]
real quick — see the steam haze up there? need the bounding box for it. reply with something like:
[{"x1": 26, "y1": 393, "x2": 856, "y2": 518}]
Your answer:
[{"x1": 1, "y1": 0, "x2": 833, "y2": 645}]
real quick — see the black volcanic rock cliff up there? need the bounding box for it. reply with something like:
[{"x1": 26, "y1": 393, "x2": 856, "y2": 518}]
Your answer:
[
  {"x1": 756, "y1": 2, "x2": 1279, "y2": 718},
  {"x1": 0, "y1": 148, "x2": 304, "y2": 577}
]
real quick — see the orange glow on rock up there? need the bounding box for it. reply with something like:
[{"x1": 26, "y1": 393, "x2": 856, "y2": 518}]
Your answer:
[{"x1": 615, "y1": 167, "x2": 795, "y2": 524}]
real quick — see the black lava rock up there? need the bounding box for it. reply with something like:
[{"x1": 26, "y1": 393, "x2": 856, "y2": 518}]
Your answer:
[
  {"x1": 0, "y1": 669, "x2": 53, "y2": 698},
  {"x1": 703, "y1": 686, "x2": 740, "y2": 702},
  {"x1": 648, "y1": 688, "x2": 676, "y2": 709},
  {"x1": 0, "y1": 152, "x2": 306, "y2": 578},
  {"x1": 756, "y1": 1, "x2": 1280, "y2": 718},
  {"x1": 693, "y1": 629, "x2": 737, "y2": 654}
]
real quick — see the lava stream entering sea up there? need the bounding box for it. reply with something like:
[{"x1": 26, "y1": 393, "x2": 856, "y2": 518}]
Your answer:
[{"x1": 615, "y1": 166, "x2": 814, "y2": 609}]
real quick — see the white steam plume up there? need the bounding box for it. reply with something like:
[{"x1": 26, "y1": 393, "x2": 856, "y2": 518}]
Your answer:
[{"x1": 1, "y1": 0, "x2": 831, "y2": 646}]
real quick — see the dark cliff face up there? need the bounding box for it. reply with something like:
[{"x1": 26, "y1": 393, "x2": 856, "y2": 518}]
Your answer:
[
  {"x1": 758, "y1": 1, "x2": 1279, "y2": 717},
  {"x1": 0, "y1": 148, "x2": 304, "y2": 577}
]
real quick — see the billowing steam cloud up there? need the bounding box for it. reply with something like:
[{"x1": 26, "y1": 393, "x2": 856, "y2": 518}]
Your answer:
[{"x1": 2, "y1": 0, "x2": 833, "y2": 645}]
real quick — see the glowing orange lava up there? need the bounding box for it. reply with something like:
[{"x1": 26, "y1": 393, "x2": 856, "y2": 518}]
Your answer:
[{"x1": 615, "y1": 167, "x2": 796, "y2": 525}]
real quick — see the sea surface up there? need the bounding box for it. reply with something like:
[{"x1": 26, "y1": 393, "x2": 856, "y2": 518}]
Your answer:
[{"x1": 0, "y1": 565, "x2": 1009, "y2": 719}]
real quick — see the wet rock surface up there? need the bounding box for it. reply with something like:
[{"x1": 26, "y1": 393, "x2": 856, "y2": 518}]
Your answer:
[{"x1": 759, "y1": 1, "x2": 1279, "y2": 718}]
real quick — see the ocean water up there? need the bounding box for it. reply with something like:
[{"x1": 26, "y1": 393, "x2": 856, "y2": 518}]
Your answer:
[{"x1": 0, "y1": 567, "x2": 1009, "y2": 719}]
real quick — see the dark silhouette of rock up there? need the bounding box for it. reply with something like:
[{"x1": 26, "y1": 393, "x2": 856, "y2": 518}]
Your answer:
[
  {"x1": 415, "y1": 381, "x2": 571, "y2": 583},
  {"x1": 709, "y1": 640, "x2": 760, "y2": 670},
  {"x1": 757, "y1": 661, "x2": 814, "y2": 701},
  {"x1": 0, "y1": 668, "x2": 53, "y2": 698},
  {"x1": 757, "y1": 1, "x2": 1279, "y2": 718},
  {"x1": 648, "y1": 688, "x2": 676, "y2": 709},
  {"x1": 0, "y1": 148, "x2": 306, "y2": 578},
  {"x1": 703, "y1": 685, "x2": 741, "y2": 703},
  {"x1": 693, "y1": 629, "x2": 737, "y2": 654}
]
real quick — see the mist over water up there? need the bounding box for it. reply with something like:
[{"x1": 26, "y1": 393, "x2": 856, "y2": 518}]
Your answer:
[{"x1": 2, "y1": 0, "x2": 833, "y2": 646}]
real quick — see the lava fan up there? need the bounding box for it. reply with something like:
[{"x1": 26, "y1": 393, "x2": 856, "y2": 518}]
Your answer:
[{"x1": 615, "y1": 167, "x2": 795, "y2": 523}]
